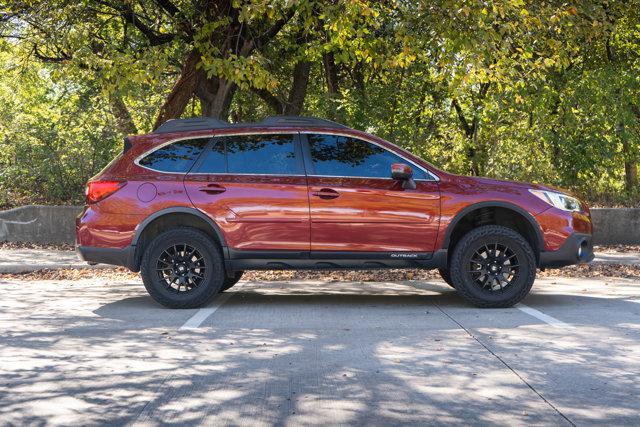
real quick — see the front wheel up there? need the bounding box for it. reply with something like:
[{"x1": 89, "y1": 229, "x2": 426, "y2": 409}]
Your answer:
[
  {"x1": 140, "y1": 228, "x2": 225, "y2": 308},
  {"x1": 450, "y1": 225, "x2": 536, "y2": 308}
]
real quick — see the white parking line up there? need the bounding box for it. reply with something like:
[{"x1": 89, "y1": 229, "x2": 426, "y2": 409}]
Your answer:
[
  {"x1": 179, "y1": 292, "x2": 234, "y2": 330},
  {"x1": 516, "y1": 303, "x2": 572, "y2": 328}
]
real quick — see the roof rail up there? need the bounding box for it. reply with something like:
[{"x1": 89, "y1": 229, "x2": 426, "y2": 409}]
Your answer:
[
  {"x1": 153, "y1": 115, "x2": 347, "y2": 134},
  {"x1": 257, "y1": 116, "x2": 348, "y2": 128},
  {"x1": 154, "y1": 117, "x2": 231, "y2": 134}
]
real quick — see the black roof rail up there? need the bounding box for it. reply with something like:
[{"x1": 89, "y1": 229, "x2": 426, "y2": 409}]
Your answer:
[
  {"x1": 257, "y1": 116, "x2": 348, "y2": 128},
  {"x1": 154, "y1": 117, "x2": 231, "y2": 134},
  {"x1": 153, "y1": 115, "x2": 347, "y2": 134}
]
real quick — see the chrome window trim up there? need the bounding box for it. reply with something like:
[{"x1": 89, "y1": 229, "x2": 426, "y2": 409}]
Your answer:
[
  {"x1": 133, "y1": 129, "x2": 440, "y2": 181},
  {"x1": 134, "y1": 131, "x2": 300, "y2": 175},
  {"x1": 133, "y1": 135, "x2": 216, "y2": 175},
  {"x1": 306, "y1": 174, "x2": 431, "y2": 182}
]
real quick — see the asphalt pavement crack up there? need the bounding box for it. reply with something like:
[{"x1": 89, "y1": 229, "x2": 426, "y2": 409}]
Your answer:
[{"x1": 434, "y1": 304, "x2": 576, "y2": 427}]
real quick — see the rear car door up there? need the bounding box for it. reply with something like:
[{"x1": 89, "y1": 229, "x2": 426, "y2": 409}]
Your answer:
[
  {"x1": 303, "y1": 133, "x2": 440, "y2": 254},
  {"x1": 184, "y1": 132, "x2": 310, "y2": 251}
]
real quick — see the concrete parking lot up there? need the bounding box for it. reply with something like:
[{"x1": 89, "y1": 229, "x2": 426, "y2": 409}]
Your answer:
[{"x1": 1, "y1": 275, "x2": 639, "y2": 425}]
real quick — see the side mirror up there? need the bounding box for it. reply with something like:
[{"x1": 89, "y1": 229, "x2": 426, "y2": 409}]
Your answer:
[{"x1": 391, "y1": 163, "x2": 416, "y2": 190}]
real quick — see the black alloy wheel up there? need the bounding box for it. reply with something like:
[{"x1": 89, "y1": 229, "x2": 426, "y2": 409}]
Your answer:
[
  {"x1": 468, "y1": 243, "x2": 519, "y2": 292},
  {"x1": 140, "y1": 228, "x2": 224, "y2": 308},
  {"x1": 156, "y1": 243, "x2": 206, "y2": 293},
  {"x1": 450, "y1": 225, "x2": 536, "y2": 308}
]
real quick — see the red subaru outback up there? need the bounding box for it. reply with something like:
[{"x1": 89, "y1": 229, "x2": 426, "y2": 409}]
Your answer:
[{"x1": 76, "y1": 116, "x2": 593, "y2": 308}]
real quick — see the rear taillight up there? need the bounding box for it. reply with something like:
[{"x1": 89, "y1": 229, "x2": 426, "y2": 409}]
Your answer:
[{"x1": 86, "y1": 180, "x2": 126, "y2": 203}]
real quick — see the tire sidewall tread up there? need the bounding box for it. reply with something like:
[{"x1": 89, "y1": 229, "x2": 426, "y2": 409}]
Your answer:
[
  {"x1": 450, "y1": 225, "x2": 536, "y2": 308},
  {"x1": 140, "y1": 227, "x2": 224, "y2": 309}
]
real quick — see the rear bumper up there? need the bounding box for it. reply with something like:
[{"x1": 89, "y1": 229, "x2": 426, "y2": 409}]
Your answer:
[
  {"x1": 539, "y1": 233, "x2": 594, "y2": 268},
  {"x1": 77, "y1": 245, "x2": 136, "y2": 271}
]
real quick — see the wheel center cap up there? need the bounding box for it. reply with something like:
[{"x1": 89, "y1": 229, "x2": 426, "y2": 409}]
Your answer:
[
  {"x1": 490, "y1": 265, "x2": 499, "y2": 272},
  {"x1": 177, "y1": 264, "x2": 186, "y2": 273}
]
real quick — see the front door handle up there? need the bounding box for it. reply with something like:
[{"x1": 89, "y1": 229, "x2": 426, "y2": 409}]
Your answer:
[
  {"x1": 198, "y1": 183, "x2": 226, "y2": 195},
  {"x1": 311, "y1": 188, "x2": 340, "y2": 200}
]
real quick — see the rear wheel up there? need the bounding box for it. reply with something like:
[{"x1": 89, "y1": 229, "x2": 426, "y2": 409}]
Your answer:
[
  {"x1": 221, "y1": 271, "x2": 244, "y2": 292},
  {"x1": 140, "y1": 228, "x2": 224, "y2": 308},
  {"x1": 450, "y1": 225, "x2": 535, "y2": 308}
]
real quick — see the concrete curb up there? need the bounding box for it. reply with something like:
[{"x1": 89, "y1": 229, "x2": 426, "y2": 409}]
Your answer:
[{"x1": 0, "y1": 263, "x2": 113, "y2": 274}]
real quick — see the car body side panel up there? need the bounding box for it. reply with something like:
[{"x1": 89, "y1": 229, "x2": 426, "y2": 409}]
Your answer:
[
  {"x1": 184, "y1": 173, "x2": 311, "y2": 251},
  {"x1": 434, "y1": 176, "x2": 554, "y2": 251},
  {"x1": 76, "y1": 169, "x2": 195, "y2": 249},
  {"x1": 535, "y1": 208, "x2": 593, "y2": 251},
  {"x1": 76, "y1": 207, "x2": 141, "y2": 248},
  {"x1": 308, "y1": 177, "x2": 440, "y2": 252}
]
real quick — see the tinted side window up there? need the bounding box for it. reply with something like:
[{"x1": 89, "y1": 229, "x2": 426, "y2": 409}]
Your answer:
[
  {"x1": 139, "y1": 138, "x2": 209, "y2": 173},
  {"x1": 227, "y1": 134, "x2": 300, "y2": 174},
  {"x1": 196, "y1": 134, "x2": 300, "y2": 175},
  {"x1": 193, "y1": 141, "x2": 225, "y2": 173},
  {"x1": 307, "y1": 134, "x2": 427, "y2": 179}
]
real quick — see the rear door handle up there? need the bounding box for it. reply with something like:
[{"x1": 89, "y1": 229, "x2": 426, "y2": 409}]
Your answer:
[
  {"x1": 311, "y1": 188, "x2": 340, "y2": 199},
  {"x1": 198, "y1": 183, "x2": 226, "y2": 195}
]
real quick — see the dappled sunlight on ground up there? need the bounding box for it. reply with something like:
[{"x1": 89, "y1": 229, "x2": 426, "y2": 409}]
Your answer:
[{"x1": 0, "y1": 276, "x2": 638, "y2": 424}]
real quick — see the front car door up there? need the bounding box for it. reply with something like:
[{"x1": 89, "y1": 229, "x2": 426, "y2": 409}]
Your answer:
[
  {"x1": 303, "y1": 132, "x2": 440, "y2": 255},
  {"x1": 184, "y1": 132, "x2": 310, "y2": 252}
]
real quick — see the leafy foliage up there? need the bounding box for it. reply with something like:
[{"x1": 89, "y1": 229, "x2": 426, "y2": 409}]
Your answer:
[{"x1": 0, "y1": 0, "x2": 638, "y2": 207}]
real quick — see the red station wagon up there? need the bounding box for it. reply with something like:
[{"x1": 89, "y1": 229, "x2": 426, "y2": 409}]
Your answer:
[{"x1": 76, "y1": 116, "x2": 594, "y2": 308}]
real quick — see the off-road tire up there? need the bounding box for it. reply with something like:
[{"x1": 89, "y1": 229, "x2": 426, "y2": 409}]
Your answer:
[
  {"x1": 438, "y1": 268, "x2": 456, "y2": 288},
  {"x1": 140, "y1": 227, "x2": 225, "y2": 308},
  {"x1": 221, "y1": 271, "x2": 244, "y2": 292},
  {"x1": 450, "y1": 225, "x2": 536, "y2": 308}
]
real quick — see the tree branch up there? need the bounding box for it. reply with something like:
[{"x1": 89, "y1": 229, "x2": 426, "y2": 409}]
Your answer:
[
  {"x1": 251, "y1": 87, "x2": 284, "y2": 113},
  {"x1": 451, "y1": 99, "x2": 473, "y2": 138},
  {"x1": 154, "y1": 0, "x2": 180, "y2": 17},
  {"x1": 104, "y1": 1, "x2": 176, "y2": 46},
  {"x1": 240, "y1": 9, "x2": 296, "y2": 56}
]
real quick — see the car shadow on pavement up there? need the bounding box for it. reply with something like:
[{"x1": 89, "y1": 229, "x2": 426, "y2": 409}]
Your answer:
[
  {"x1": 3, "y1": 279, "x2": 640, "y2": 425},
  {"x1": 91, "y1": 279, "x2": 640, "y2": 331}
]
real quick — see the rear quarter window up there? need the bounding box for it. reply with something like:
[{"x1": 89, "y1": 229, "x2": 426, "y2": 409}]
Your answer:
[{"x1": 138, "y1": 138, "x2": 210, "y2": 173}]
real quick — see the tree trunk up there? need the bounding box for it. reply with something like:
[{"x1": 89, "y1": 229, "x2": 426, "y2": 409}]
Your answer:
[
  {"x1": 620, "y1": 122, "x2": 638, "y2": 193},
  {"x1": 198, "y1": 78, "x2": 236, "y2": 120},
  {"x1": 108, "y1": 92, "x2": 137, "y2": 135},
  {"x1": 153, "y1": 50, "x2": 200, "y2": 130},
  {"x1": 451, "y1": 98, "x2": 479, "y2": 175},
  {"x1": 322, "y1": 52, "x2": 341, "y2": 120},
  {"x1": 323, "y1": 52, "x2": 339, "y2": 94},
  {"x1": 284, "y1": 61, "x2": 311, "y2": 115},
  {"x1": 153, "y1": 6, "x2": 294, "y2": 126},
  {"x1": 625, "y1": 160, "x2": 638, "y2": 193}
]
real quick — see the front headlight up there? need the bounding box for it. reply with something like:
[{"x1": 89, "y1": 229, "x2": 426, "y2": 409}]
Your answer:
[{"x1": 529, "y1": 189, "x2": 581, "y2": 212}]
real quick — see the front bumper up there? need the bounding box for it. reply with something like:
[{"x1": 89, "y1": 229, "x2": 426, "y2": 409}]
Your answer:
[
  {"x1": 77, "y1": 245, "x2": 136, "y2": 271},
  {"x1": 539, "y1": 233, "x2": 594, "y2": 268}
]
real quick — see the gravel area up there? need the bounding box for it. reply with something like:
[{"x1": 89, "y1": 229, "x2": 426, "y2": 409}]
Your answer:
[
  {"x1": 0, "y1": 241, "x2": 75, "y2": 251},
  {"x1": 2, "y1": 263, "x2": 639, "y2": 282},
  {"x1": 594, "y1": 244, "x2": 640, "y2": 253}
]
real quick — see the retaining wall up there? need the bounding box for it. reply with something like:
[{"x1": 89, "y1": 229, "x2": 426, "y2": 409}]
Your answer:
[
  {"x1": 0, "y1": 205, "x2": 638, "y2": 245},
  {"x1": 0, "y1": 205, "x2": 82, "y2": 244},
  {"x1": 590, "y1": 208, "x2": 640, "y2": 245}
]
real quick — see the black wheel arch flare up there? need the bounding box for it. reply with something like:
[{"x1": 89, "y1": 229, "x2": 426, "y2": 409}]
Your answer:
[{"x1": 442, "y1": 201, "x2": 545, "y2": 256}]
